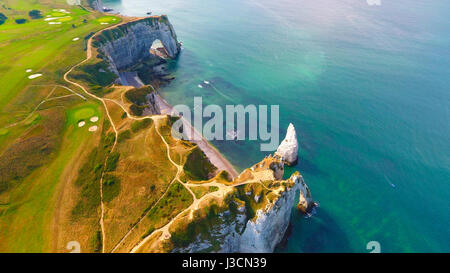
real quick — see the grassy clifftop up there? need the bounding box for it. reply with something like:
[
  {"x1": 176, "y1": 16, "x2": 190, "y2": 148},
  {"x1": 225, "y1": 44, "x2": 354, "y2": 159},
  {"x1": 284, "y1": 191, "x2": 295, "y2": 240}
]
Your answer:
[{"x1": 91, "y1": 16, "x2": 171, "y2": 48}]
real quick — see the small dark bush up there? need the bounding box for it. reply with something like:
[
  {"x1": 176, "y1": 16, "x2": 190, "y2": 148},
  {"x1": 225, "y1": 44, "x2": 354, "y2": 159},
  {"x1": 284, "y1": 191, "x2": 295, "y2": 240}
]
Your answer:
[
  {"x1": 15, "y1": 18, "x2": 27, "y2": 24},
  {"x1": 105, "y1": 152, "x2": 120, "y2": 172},
  {"x1": 131, "y1": 119, "x2": 153, "y2": 133},
  {"x1": 28, "y1": 10, "x2": 42, "y2": 19},
  {"x1": 117, "y1": 130, "x2": 131, "y2": 143},
  {"x1": 0, "y1": 13, "x2": 7, "y2": 25}
]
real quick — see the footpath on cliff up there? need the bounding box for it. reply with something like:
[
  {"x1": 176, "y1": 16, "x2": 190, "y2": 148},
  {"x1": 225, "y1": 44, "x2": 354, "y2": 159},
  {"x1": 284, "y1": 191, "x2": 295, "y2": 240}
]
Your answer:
[{"x1": 120, "y1": 71, "x2": 239, "y2": 178}]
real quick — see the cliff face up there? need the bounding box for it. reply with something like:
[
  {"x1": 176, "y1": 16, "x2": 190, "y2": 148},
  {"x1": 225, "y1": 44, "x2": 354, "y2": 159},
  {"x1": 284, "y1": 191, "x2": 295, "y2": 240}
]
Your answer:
[
  {"x1": 239, "y1": 174, "x2": 306, "y2": 252},
  {"x1": 168, "y1": 158, "x2": 313, "y2": 253},
  {"x1": 90, "y1": 0, "x2": 103, "y2": 12},
  {"x1": 93, "y1": 16, "x2": 180, "y2": 73},
  {"x1": 135, "y1": 124, "x2": 314, "y2": 253}
]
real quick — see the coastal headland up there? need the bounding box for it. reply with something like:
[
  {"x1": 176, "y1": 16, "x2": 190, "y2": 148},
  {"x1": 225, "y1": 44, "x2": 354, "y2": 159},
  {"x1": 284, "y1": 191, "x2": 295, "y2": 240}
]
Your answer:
[{"x1": 0, "y1": 1, "x2": 313, "y2": 253}]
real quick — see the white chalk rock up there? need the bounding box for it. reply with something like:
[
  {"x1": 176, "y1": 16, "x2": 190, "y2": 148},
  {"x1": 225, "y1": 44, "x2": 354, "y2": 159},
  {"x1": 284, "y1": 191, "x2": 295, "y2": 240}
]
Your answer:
[{"x1": 276, "y1": 123, "x2": 298, "y2": 166}]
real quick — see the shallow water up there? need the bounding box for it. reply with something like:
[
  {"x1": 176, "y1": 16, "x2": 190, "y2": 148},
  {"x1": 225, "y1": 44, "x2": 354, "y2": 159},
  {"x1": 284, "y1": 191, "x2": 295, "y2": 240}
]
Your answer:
[{"x1": 104, "y1": 0, "x2": 450, "y2": 252}]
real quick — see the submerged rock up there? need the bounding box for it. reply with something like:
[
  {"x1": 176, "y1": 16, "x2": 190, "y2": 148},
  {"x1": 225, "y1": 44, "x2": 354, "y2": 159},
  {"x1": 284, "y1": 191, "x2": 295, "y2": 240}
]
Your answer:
[{"x1": 276, "y1": 123, "x2": 298, "y2": 166}]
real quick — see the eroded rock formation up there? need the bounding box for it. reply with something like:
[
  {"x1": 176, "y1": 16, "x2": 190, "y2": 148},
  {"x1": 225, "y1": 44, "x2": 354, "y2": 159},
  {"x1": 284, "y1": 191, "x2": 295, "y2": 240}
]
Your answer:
[
  {"x1": 90, "y1": 0, "x2": 104, "y2": 12},
  {"x1": 276, "y1": 123, "x2": 299, "y2": 166},
  {"x1": 142, "y1": 155, "x2": 314, "y2": 253},
  {"x1": 92, "y1": 16, "x2": 180, "y2": 75}
]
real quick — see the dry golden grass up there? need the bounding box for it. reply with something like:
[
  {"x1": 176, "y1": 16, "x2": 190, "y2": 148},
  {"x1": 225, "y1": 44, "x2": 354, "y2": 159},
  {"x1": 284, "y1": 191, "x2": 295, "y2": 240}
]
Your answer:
[{"x1": 102, "y1": 118, "x2": 179, "y2": 252}]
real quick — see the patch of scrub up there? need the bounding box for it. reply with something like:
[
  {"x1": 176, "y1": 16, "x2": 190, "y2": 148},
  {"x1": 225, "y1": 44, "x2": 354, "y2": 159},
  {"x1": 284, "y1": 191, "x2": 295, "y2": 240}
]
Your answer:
[
  {"x1": 0, "y1": 128, "x2": 9, "y2": 136},
  {"x1": 72, "y1": 37, "x2": 79, "y2": 41},
  {"x1": 90, "y1": 116, "x2": 99, "y2": 122},
  {"x1": 88, "y1": 125, "x2": 98, "y2": 132},
  {"x1": 78, "y1": 121, "x2": 86, "y2": 127},
  {"x1": 28, "y1": 73, "x2": 42, "y2": 79}
]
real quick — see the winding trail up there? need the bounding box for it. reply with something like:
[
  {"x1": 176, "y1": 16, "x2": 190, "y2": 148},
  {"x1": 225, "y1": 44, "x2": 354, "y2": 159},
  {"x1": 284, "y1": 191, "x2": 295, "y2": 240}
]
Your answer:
[
  {"x1": 63, "y1": 30, "x2": 119, "y2": 254},
  {"x1": 62, "y1": 17, "x2": 273, "y2": 253}
]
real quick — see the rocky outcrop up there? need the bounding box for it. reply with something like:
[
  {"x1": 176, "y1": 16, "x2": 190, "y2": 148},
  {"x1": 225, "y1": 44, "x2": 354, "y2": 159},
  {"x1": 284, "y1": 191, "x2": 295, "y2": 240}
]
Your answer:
[
  {"x1": 90, "y1": 0, "x2": 104, "y2": 12},
  {"x1": 124, "y1": 85, "x2": 161, "y2": 116},
  {"x1": 276, "y1": 123, "x2": 298, "y2": 166},
  {"x1": 296, "y1": 175, "x2": 314, "y2": 213},
  {"x1": 238, "y1": 173, "x2": 307, "y2": 252},
  {"x1": 92, "y1": 16, "x2": 180, "y2": 74},
  {"x1": 164, "y1": 155, "x2": 314, "y2": 253}
]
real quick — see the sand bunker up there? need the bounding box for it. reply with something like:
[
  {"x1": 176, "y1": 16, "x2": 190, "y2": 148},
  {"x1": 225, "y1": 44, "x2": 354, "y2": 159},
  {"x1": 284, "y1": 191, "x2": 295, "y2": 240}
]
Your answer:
[
  {"x1": 203, "y1": 80, "x2": 210, "y2": 84},
  {"x1": 78, "y1": 121, "x2": 86, "y2": 127},
  {"x1": 26, "y1": 69, "x2": 32, "y2": 73},
  {"x1": 72, "y1": 37, "x2": 79, "y2": 41},
  {"x1": 48, "y1": 22, "x2": 62, "y2": 25},
  {"x1": 88, "y1": 126, "x2": 98, "y2": 132},
  {"x1": 28, "y1": 74, "x2": 42, "y2": 79},
  {"x1": 197, "y1": 84, "x2": 203, "y2": 88},
  {"x1": 100, "y1": 22, "x2": 109, "y2": 25},
  {"x1": 90, "y1": 116, "x2": 99, "y2": 122}
]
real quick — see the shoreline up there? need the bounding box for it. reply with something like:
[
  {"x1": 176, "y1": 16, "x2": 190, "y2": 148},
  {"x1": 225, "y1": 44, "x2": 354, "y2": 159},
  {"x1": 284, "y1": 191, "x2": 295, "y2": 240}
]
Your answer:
[{"x1": 120, "y1": 72, "x2": 239, "y2": 178}]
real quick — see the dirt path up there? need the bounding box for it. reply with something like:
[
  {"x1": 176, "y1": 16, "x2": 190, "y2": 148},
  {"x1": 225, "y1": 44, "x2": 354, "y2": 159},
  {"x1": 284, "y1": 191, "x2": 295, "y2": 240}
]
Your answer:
[
  {"x1": 61, "y1": 17, "x2": 263, "y2": 253},
  {"x1": 120, "y1": 71, "x2": 239, "y2": 178},
  {"x1": 153, "y1": 94, "x2": 239, "y2": 178}
]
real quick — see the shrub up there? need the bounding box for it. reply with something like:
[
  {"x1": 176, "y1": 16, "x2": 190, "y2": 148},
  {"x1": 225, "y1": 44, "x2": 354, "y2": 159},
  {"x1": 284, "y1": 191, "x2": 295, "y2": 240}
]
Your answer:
[
  {"x1": 124, "y1": 86, "x2": 153, "y2": 105},
  {"x1": 102, "y1": 174, "x2": 120, "y2": 202},
  {"x1": 15, "y1": 18, "x2": 27, "y2": 24},
  {"x1": 0, "y1": 13, "x2": 7, "y2": 25},
  {"x1": 129, "y1": 104, "x2": 145, "y2": 116},
  {"x1": 91, "y1": 231, "x2": 102, "y2": 253},
  {"x1": 28, "y1": 10, "x2": 42, "y2": 19},
  {"x1": 105, "y1": 152, "x2": 120, "y2": 172},
  {"x1": 131, "y1": 119, "x2": 153, "y2": 133},
  {"x1": 183, "y1": 148, "x2": 217, "y2": 180},
  {"x1": 117, "y1": 130, "x2": 131, "y2": 143}
]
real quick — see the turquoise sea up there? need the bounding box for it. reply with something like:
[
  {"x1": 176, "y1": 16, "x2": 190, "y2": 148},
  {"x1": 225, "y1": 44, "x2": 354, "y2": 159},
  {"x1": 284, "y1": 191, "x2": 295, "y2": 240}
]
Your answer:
[{"x1": 103, "y1": 0, "x2": 449, "y2": 252}]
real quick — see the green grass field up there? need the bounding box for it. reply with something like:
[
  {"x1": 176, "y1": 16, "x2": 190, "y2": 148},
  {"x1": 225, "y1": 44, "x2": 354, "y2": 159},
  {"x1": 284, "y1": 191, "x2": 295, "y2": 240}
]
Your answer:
[
  {"x1": 0, "y1": 0, "x2": 120, "y2": 252},
  {"x1": 0, "y1": 0, "x2": 226, "y2": 253}
]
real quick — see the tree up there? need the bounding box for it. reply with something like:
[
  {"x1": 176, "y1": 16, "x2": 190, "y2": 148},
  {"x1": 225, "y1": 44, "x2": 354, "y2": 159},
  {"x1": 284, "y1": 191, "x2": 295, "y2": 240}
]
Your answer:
[
  {"x1": 15, "y1": 18, "x2": 27, "y2": 24},
  {"x1": 0, "y1": 13, "x2": 8, "y2": 25},
  {"x1": 28, "y1": 10, "x2": 42, "y2": 19}
]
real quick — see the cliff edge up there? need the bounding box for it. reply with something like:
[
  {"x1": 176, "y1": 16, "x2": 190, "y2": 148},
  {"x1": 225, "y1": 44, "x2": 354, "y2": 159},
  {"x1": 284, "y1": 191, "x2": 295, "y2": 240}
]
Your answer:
[
  {"x1": 92, "y1": 16, "x2": 181, "y2": 74},
  {"x1": 133, "y1": 126, "x2": 314, "y2": 253}
]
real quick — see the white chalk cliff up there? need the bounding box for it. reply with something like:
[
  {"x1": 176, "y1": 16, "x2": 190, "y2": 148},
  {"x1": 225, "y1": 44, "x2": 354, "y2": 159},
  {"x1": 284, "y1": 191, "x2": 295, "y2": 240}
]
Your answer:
[
  {"x1": 92, "y1": 16, "x2": 180, "y2": 74},
  {"x1": 91, "y1": 17, "x2": 313, "y2": 253},
  {"x1": 90, "y1": 0, "x2": 104, "y2": 12},
  {"x1": 168, "y1": 156, "x2": 314, "y2": 253},
  {"x1": 276, "y1": 123, "x2": 299, "y2": 166}
]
